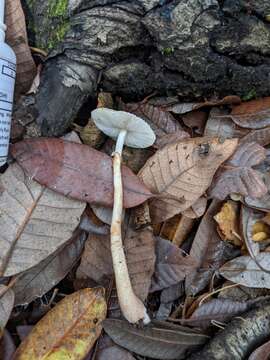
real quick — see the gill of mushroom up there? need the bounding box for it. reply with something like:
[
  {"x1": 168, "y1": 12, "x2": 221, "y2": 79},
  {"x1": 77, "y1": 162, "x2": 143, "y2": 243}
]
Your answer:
[{"x1": 91, "y1": 108, "x2": 155, "y2": 324}]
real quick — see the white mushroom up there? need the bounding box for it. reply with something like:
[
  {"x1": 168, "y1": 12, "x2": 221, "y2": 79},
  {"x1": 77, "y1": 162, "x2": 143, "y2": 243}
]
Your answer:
[{"x1": 91, "y1": 108, "x2": 155, "y2": 324}]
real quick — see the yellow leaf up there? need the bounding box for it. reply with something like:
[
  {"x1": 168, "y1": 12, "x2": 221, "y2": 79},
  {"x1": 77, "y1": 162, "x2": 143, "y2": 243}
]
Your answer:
[
  {"x1": 214, "y1": 201, "x2": 241, "y2": 246},
  {"x1": 252, "y1": 220, "x2": 270, "y2": 242},
  {"x1": 13, "y1": 288, "x2": 106, "y2": 360}
]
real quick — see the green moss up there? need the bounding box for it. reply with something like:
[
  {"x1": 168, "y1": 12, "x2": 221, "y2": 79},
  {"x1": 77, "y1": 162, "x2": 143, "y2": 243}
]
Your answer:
[
  {"x1": 242, "y1": 88, "x2": 257, "y2": 101},
  {"x1": 162, "y1": 47, "x2": 174, "y2": 56},
  {"x1": 48, "y1": 0, "x2": 69, "y2": 18},
  {"x1": 46, "y1": 21, "x2": 70, "y2": 50}
]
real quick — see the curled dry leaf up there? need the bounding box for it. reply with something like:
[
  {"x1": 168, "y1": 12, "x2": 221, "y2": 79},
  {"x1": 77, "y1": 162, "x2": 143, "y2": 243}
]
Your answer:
[
  {"x1": 139, "y1": 137, "x2": 238, "y2": 223},
  {"x1": 158, "y1": 214, "x2": 194, "y2": 247},
  {"x1": 182, "y1": 196, "x2": 207, "y2": 219},
  {"x1": 182, "y1": 111, "x2": 208, "y2": 135},
  {"x1": 248, "y1": 339, "x2": 270, "y2": 360},
  {"x1": 13, "y1": 230, "x2": 87, "y2": 306},
  {"x1": 13, "y1": 288, "x2": 107, "y2": 360},
  {"x1": 209, "y1": 142, "x2": 267, "y2": 200},
  {"x1": 204, "y1": 108, "x2": 248, "y2": 139},
  {"x1": 103, "y1": 319, "x2": 208, "y2": 360},
  {"x1": 241, "y1": 206, "x2": 261, "y2": 257},
  {"x1": 0, "y1": 163, "x2": 85, "y2": 277},
  {"x1": 187, "y1": 298, "x2": 250, "y2": 328},
  {"x1": 0, "y1": 285, "x2": 14, "y2": 335},
  {"x1": 151, "y1": 237, "x2": 197, "y2": 292},
  {"x1": 5, "y1": 0, "x2": 36, "y2": 95},
  {"x1": 11, "y1": 138, "x2": 153, "y2": 209},
  {"x1": 245, "y1": 173, "x2": 270, "y2": 211},
  {"x1": 229, "y1": 97, "x2": 270, "y2": 129},
  {"x1": 77, "y1": 219, "x2": 155, "y2": 301},
  {"x1": 214, "y1": 200, "x2": 241, "y2": 246},
  {"x1": 185, "y1": 201, "x2": 229, "y2": 296},
  {"x1": 121, "y1": 101, "x2": 183, "y2": 141},
  {"x1": 220, "y1": 253, "x2": 270, "y2": 288},
  {"x1": 240, "y1": 127, "x2": 270, "y2": 147}
]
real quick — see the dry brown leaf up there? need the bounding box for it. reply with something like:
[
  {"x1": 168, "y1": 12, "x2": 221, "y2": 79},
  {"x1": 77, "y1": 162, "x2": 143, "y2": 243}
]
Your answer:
[
  {"x1": 204, "y1": 108, "x2": 248, "y2": 138},
  {"x1": 0, "y1": 330, "x2": 16, "y2": 360},
  {"x1": 0, "y1": 285, "x2": 14, "y2": 334},
  {"x1": 5, "y1": 0, "x2": 36, "y2": 95},
  {"x1": 139, "y1": 137, "x2": 238, "y2": 223},
  {"x1": 13, "y1": 230, "x2": 86, "y2": 305},
  {"x1": 185, "y1": 201, "x2": 229, "y2": 296},
  {"x1": 209, "y1": 142, "x2": 267, "y2": 200},
  {"x1": 214, "y1": 201, "x2": 241, "y2": 246},
  {"x1": 151, "y1": 237, "x2": 197, "y2": 292},
  {"x1": 158, "y1": 214, "x2": 194, "y2": 246},
  {"x1": 245, "y1": 173, "x2": 270, "y2": 211},
  {"x1": 248, "y1": 339, "x2": 270, "y2": 360},
  {"x1": 77, "y1": 217, "x2": 156, "y2": 301},
  {"x1": 154, "y1": 131, "x2": 190, "y2": 149},
  {"x1": 0, "y1": 163, "x2": 86, "y2": 277},
  {"x1": 229, "y1": 97, "x2": 270, "y2": 129},
  {"x1": 182, "y1": 111, "x2": 208, "y2": 135},
  {"x1": 240, "y1": 127, "x2": 270, "y2": 147},
  {"x1": 13, "y1": 288, "x2": 107, "y2": 360},
  {"x1": 182, "y1": 196, "x2": 207, "y2": 219}
]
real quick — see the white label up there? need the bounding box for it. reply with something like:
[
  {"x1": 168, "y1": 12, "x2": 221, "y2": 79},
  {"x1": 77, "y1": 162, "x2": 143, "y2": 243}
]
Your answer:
[{"x1": 0, "y1": 57, "x2": 16, "y2": 166}]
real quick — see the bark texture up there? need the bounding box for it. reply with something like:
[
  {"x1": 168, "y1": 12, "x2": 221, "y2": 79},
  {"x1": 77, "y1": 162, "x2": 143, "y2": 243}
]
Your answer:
[{"x1": 17, "y1": 0, "x2": 270, "y2": 136}]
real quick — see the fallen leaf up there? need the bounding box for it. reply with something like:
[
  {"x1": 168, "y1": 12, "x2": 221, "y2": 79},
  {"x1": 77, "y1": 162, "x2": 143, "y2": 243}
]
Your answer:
[
  {"x1": 248, "y1": 339, "x2": 270, "y2": 360},
  {"x1": 158, "y1": 214, "x2": 194, "y2": 247},
  {"x1": 17, "y1": 326, "x2": 34, "y2": 342},
  {"x1": 241, "y1": 206, "x2": 261, "y2": 257},
  {"x1": 5, "y1": 0, "x2": 36, "y2": 95},
  {"x1": 75, "y1": 120, "x2": 106, "y2": 149},
  {"x1": 204, "y1": 108, "x2": 248, "y2": 138},
  {"x1": 13, "y1": 230, "x2": 87, "y2": 305},
  {"x1": 240, "y1": 127, "x2": 270, "y2": 146},
  {"x1": 13, "y1": 288, "x2": 107, "y2": 360},
  {"x1": 11, "y1": 138, "x2": 153, "y2": 209},
  {"x1": 209, "y1": 142, "x2": 267, "y2": 200},
  {"x1": 220, "y1": 253, "x2": 270, "y2": 288},
  {"x1": 0, "y1": 330, "x2": 16, "y2": 360},
  {"x1": 187, "y1": 298, "x2": 250, "y2": 328},
  {"x1": 103, "y1": 319, "x2": 208, "y2": 360},
  {"x1": 77, "y1": 216, "x2": 156, "y2": 301},
  {"x1": 0, "y1": 286, "x2": 14, "y2": 334},
  {"x1": 160, "y1": 282, "x2": 185, "y2": 303},
  {"x1": 214, "y1": 200, "x2": 241, "y2": 246},
  {"x1": 121, "y1": 101, "x2": 183, "y2": 142},
  {"x1": 185, "y1": 201, "x2": 230, "y2": 296},
  {"x1": 151, "y1": 237, "x2": 197, "y2": 292},
  {"x1": 139, "y1": 137, "x2": 238, "y2": 223},
  {"x1": 167, "y1": 96, "x2": 241, "y2": 114},
  {"x1": 182, "y1": 196, "x2": 207, "y2": 219},
  {"x1": 229, "y1": 97, "x2": 270, "y2": 129},
  {"x1": 245, "y1": 172, "x2": 270, "y2": 211},
  {"x1": 97, "y1": 335, "x2": 135, "y2": 360},
  {"x1": 156, "y1": 302, "x2": 173, "y2": 320},
  {"x1": 0, "y1": 163, "x2": 85, "y2": 277},
  {"x1": 182, "y1": 111, "x2": 208, "y2": 135},
  {"x1": 154, "y1": 130, "x2": 190, "y2": 149}
]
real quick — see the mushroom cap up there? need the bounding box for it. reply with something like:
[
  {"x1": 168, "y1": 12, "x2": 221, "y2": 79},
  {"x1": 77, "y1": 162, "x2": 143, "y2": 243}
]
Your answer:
[{"x1": 91, "y1": 108, "x2": 156, "y2": 148}]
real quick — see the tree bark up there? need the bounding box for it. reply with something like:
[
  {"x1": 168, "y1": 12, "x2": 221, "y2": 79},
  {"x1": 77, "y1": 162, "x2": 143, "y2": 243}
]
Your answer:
[{"x1": 17, "y1": 0, "x2": 270, "y2": 136}]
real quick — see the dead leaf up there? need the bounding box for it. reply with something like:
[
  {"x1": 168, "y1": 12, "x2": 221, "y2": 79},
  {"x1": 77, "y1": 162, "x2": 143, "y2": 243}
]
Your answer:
[
  {"x1": 77, "y1": 217, "x2": 155, "y2": 301},
  {"x1": 13, "y1": 230, "x2": 86, "y2": 305},
  {"x1": 151, "y1": 237, "x2": 197, "y2": 292},
  {"x1": 245, "y1": 173, "x2": 270, "y2": 211},
  {"x1": 154, "y1": 130, "x2": 190, "y2": 149},
  {"x1": 97, "y1": 335, "x2": 136, "y2": 360},
  {"x1": 0, "y1": 163, "x2": 85, "y2": 277},
  {"x1": 0, "y1": 285, "x2": 14, "y2": 334},
  {"x1": 97, "y1": 92, "x2": 114, "y2": 109},
  {"x1": 182, "y1": 111, "x2": 208, "y2": 135},
  {"x1": 248, "y1": 339, "x2": 270, "y2": 360},
  {"x1": 11, "y1": 138, "x2": 153, "y2": 209},
  {"x1": 13, "y1": 288, "x2": 106, "y2": 360},
  {"x1": 204, "y1": 108, "x2": 248, "y2": 138},
  {"x1": 75, "y1": 120, "x2": 106, "y2": 149},
  {"x1": 103, "y1": 319, "x2": 208, "y2": 360},
  {"x1": 121, "y1": 101, "x2": 183, "y2": 142},
  {"x1": 209, "y1": 142, "x2": 267, "y2": 200},
  {"x1": 220, "y1": 253, "x2": 270, "y2": 288},
  {"x1": 167, "y1": 96, "x2": 241, "y2": 114},
  {"x1": 182, "y1": 196, "x2": 207, "y2": 219},
  {"x1": 5, "y1": 0, "x2": 36, "y2": 95},
  {"x1": 158, "y1": 214, "x2": 194, "y2": 247},
  {"x1": 139, "y1": 137, "x2": 238, "y2": 223},
  {"x1": 229, "y1": 97, "x2": 270, "y2": 129},
  {"x1": 0, "y1": 330, "x2": 16, "y2": 360},
  {"x1": 241, "y1": 206, "x2": 261, "y2": 257},
  {"x1": 214, "y1": 201, "x2": 241, "y2": 246},
  {"x1": 185, "y1": 201, "x2": 230, "y2": 296},
  {"x1": 187, "y1": 298, "x2": 249, "y2": 328},
  {"x1": 240, "y1": 127, "x2": 270, "y2": 147}
]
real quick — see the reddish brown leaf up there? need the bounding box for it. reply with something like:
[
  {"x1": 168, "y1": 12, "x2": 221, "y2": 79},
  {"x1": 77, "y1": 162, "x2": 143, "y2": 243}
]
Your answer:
[
  {"x1": 230, "y1": 97, "x2": 270, "y2": 129},
  {"x1": 139, "y1": 137, "x2": 237, "y2": 223},
  {"x1": 182, "y1": 111, "x2": 208, "y2": 135},
  {"x1": 209, "y1": 142, "x2": 267, "y2": 200},
  {"x1": 248, "y1": 339, "x2": 270, "y2": 360},
  {"x1": 151, "y1": 237, "x2": 197, "y2": 292},
  {"x1": 185, "y1": 201, "x2": 229, "y2": 296},
  {"x1": 11, "y1": 138, "x2": 153, "y2": 209},
  {"x1": 6, "y1": 0, "x2": 36, "y2": 95}
]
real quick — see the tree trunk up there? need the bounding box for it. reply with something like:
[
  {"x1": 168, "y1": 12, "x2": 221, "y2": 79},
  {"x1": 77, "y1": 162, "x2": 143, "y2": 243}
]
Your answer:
[{"x1": 17, "y1": 0, "x2": 270, "y2": 136}]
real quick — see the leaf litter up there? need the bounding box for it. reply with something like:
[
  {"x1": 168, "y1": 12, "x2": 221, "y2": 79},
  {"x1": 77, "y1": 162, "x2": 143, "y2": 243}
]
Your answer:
[{"x1": 3, "y1": 7, "x2": 270, "y2": 357}]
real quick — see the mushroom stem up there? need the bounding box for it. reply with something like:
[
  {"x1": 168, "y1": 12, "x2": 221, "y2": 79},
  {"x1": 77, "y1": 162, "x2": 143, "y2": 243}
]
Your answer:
[
  {"x1": 111, "y1": 148, "x2": 150, "y2": 324},
  {"x1": 115, "y1": 129, "x2": 127, "y2": 154}
]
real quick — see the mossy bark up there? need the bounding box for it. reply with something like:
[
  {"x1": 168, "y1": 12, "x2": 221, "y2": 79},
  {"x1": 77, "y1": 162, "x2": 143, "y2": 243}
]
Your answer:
[{"x1": 16, "y1": 0, "x2": 270, "y2": 136}]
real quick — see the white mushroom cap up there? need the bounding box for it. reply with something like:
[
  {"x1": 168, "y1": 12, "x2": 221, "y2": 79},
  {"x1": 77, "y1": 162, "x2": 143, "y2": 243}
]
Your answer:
[{"x1": 91, "y1": 108, "x2": 156, "y2": 148}]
